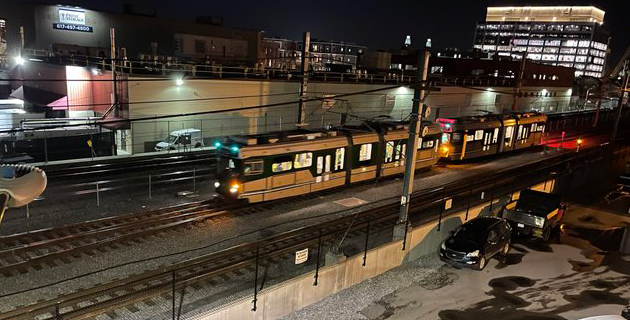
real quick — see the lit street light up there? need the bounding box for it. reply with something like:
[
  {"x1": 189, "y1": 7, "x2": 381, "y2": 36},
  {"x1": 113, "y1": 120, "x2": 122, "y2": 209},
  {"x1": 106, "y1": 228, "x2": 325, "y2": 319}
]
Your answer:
[{"x1": 14, "y1": 56, "x2": 25, "y2": 66}]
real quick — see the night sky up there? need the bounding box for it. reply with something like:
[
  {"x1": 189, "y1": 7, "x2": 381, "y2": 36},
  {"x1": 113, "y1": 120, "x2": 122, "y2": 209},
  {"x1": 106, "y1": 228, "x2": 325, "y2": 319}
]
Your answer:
[{"x1": 11, "y1": 0, "x2": 630, "y2": 66}]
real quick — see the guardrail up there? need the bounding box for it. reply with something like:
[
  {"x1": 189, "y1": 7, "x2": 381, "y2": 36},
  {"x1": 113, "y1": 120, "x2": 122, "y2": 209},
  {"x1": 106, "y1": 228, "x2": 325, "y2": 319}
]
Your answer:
[{"x1": 16, "y1": 49, "x2": 525, "y2": 87}]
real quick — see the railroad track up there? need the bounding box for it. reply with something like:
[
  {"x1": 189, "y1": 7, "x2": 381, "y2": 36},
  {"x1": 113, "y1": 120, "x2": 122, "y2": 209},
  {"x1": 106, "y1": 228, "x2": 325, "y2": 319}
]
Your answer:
[
  {"x1": 42, "y1": 151, "x2": 216, "y2": 180},
  {"x1": 0, "y1": 199, "x2": 230, "y2": 276},
  {"x1": 0, "y1": 179, "x2": 347, "y2": 277},
  {"x1": 0, "y1": 146, "x2": 605, "y2": 320}
]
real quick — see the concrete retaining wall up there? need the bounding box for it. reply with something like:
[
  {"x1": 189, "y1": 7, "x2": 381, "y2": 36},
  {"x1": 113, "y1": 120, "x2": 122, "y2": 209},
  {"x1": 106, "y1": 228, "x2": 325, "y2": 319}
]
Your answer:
[{"x1": 191, "y1": 180, "x2": 555, "y2": 320}]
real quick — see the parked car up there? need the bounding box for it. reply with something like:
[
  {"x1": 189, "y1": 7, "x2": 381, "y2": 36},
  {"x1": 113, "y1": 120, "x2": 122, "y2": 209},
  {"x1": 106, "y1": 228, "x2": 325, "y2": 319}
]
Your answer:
[
  {"x1": 155, "y1": 128, "x2": 203, "y2": 151},
  {"x1": 439, "y1": 216, "x2": 512, "y2": 270},
  {"x1": 500, "y1": 189, "x2": 565, "y2": 241}
]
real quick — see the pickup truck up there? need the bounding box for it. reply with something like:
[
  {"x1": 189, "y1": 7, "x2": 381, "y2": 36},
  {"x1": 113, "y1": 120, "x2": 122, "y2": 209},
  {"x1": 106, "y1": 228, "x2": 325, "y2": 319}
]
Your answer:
[{"x1": 500, "y1": 189, "x2": 565, "y2": 241}]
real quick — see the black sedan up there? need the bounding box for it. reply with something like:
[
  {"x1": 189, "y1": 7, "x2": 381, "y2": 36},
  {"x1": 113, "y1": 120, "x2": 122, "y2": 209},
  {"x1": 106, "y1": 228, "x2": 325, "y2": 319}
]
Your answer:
[{"x1": 439, "y1": 216, "x2": 512, "y2": 270}]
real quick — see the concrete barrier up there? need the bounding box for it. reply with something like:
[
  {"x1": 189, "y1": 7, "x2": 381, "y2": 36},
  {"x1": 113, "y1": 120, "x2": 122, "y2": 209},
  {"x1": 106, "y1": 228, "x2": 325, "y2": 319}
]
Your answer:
[{"x1": 190, "y1": 179, "x2": 555, "y2": 320}]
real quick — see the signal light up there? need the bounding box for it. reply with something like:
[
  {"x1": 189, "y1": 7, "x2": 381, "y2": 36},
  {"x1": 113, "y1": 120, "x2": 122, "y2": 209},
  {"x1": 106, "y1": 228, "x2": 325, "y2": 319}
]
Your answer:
[
  {"x1": 576, "y1": 139, "x2": 583, "y2": 145},
  {"x1": 214, "y1": 141, "x2": 222, "y2": 148},
  {"x1": 230, "y1": 145, "x2": 239, "y2": 153}
]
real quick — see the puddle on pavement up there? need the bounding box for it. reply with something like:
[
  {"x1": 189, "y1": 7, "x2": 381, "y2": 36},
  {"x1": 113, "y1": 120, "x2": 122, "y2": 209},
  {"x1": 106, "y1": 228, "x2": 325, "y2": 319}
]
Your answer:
[
  {"x1": 562, "y1": 226, "x2": 624, "y2": 272},
  {"x1": 495, "y1": 253, "x2": 525, "y2": 269},
  {"x1": 578, "y1": 215, "x2": 604, "y2": 226},
  {"x1": 438, "y1": 275, "x2": 564, "y2": 319},
  {"x1": 489, "y1": 276, "x2": 536, "y2": 291},
  {"x1": 552, "y1": 290, "x2": 630, "y2": 314}
]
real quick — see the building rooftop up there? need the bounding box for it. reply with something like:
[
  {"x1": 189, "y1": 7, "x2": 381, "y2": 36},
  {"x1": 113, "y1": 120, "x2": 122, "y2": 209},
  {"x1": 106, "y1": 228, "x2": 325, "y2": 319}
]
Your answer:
[{"x1": 486, "y1": 6, "x2": 605, "y2": 24}]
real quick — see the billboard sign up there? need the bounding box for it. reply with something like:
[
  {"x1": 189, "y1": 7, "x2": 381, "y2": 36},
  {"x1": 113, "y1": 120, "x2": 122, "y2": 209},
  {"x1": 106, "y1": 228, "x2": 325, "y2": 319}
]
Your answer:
[
  {"x1": 59, "y1": 9, "x2": 86, "y2": 25},
  {"x1": 55, "y1": 9, "x2": 92, "y2": 33}
]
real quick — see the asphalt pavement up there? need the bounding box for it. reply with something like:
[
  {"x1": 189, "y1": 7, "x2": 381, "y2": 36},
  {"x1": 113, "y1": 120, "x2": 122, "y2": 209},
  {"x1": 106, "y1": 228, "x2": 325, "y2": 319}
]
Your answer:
[{"x1": 279, "y1": 204, "x2": 630, "y2": 320}]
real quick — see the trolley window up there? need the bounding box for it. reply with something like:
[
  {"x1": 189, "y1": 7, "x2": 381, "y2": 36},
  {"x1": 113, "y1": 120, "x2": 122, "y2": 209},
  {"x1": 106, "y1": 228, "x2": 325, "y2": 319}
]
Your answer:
[
  {"x1": 272, "y1": 155, "x2": 293, "y2": 173},
  {"x1": 359, "y1": 143, "x2": 373, "y2": 161},
  {"x1": 386, "y1": 142, "x2": 395, "y2": 162},
  {"x1": 294, "y1": 152, "x2": 313, "y2": 169},
  {"x1": 244, "y1": 160, "x2": 264, "y2": 175},
  {"x1": 475, "y1": 130, "x2": 484, "y2": 140},
  {"x1": 335, "y1": 148, "x2": 345, "y2": 170}
]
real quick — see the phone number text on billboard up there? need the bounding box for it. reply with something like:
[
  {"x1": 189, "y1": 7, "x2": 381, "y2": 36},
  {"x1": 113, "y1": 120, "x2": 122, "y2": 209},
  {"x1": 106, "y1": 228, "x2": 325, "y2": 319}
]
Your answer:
[{"x1": 53, "y1": 23, "x2": 93, "y2": 33}]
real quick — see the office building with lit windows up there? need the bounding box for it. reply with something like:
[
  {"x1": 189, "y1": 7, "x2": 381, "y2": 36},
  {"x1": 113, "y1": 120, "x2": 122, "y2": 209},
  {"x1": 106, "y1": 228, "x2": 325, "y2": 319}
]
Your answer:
[
  {"x1": 473, "y1": 6, "x2": 610, "y2": 77},
  {"x1": 262, "y1": 37, "x2": 366, "y2": 72}
]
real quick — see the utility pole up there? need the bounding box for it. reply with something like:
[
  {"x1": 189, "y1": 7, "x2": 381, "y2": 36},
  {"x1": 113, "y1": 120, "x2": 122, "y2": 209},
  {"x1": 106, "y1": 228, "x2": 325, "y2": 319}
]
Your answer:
[
  {"x1": 19, "y1": 26, "x2": 25, "y2": 54},
  {"x1": 394, "y1": 39, "x2": 432, "y2": 241},
  {"x1": 297, "y1": 31, "x2": 310, "y2": 127},
  {"x1": 512, "y1": 56, "x2": 527, "y2": 111},
  {"x1": 611, "y1": 60, "x2": 629, "y2": 146}
]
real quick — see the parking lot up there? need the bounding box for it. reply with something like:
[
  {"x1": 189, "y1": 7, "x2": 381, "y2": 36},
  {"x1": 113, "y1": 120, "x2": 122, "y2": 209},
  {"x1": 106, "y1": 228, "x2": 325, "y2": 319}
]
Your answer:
[{"x1": 280, "y1": 203, "x2": 630, "y2": 320}]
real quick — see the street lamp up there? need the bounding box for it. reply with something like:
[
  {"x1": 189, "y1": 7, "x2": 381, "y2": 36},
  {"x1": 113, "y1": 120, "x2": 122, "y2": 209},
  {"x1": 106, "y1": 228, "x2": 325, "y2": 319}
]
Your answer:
[
  {"x1": 14, "y1": 56, "x2": 25, "y2": 66},
  {"x1": 584, "y1": 87, "x2": 594, "y2": 109}
]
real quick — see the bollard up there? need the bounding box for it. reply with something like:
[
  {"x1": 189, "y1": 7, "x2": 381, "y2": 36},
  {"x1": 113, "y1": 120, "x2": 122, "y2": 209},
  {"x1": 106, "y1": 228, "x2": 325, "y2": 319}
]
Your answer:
[
  {"x1": 193, "y1": 167, "x2": 196, "y2": 192},
  {"x1": 149, "y1": 174, "x2": 152, "y2": 199},
  {"x1": 96, "y1": 182, "x2": 100, "y2": 206}
]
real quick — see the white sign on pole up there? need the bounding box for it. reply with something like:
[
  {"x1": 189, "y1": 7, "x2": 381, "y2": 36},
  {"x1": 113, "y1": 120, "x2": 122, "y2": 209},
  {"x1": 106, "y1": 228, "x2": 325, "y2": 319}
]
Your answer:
[
  {"x1": 295, "y1": 248, "x2": 308, "y2": 264},
  {"x1": 444, "y1": 198, "x2": 452, "y2": 210},
  {"x1": 480, "y1": 192, "x2": 485, "y2": 200}
]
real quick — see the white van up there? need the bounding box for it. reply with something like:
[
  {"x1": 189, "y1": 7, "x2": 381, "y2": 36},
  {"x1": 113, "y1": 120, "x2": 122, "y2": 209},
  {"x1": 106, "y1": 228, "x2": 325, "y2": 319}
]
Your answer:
[{"x1": 155, "y1": 129, "x2": 203, "y2": 151}]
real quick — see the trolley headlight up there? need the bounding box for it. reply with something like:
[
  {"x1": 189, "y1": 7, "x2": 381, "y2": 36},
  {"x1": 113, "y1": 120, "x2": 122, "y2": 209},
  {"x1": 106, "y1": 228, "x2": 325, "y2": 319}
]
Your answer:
[
  {"x1": 229, "y1": 184, "x2": 240, "y2": 194},
  {"x1": 534, "y1": 216, "x2": 545, "y2": 228},
  {"x1": 441, "y1": 242, "x2": 447, "y2": 250},
  {"x1": 214, "y1": 181, "x2": 220, "y2": 188},
  {"x1": 466, "y1": 250, "x2": 479, "y2": 258}
]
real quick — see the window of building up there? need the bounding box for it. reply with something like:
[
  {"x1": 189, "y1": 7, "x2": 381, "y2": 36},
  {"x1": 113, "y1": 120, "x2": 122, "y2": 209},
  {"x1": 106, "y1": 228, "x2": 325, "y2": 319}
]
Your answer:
[
  {"x1": 475, "y1": 130, "x2": 484, "y2": 140},
  {"x1": 562, "y1": 40, "x2": 578, "y2": 47},
  {"x1": 542, "y1": 54, "x2": 558, "y2": 61},
  {"x1": 527, "y1": 54, "x2": 542, "y2": 60},
  {"x1": 493, "y1": 128, "x2": 499, "y2": 143},
  {"x1": 335, "y1": 148, "x2": 345, "y2": 170},
  {"x1": 560, "y1": 47, "x2": 577, "y2": 54},
  {"x1": 431, "y1": 66, "x2": 444, "y2": 74},
  {"x1": 359, "y1": 144, "x2": 372, "y2": 161},
  {"x1": 559, "y1": 55, "x2": 575, "y2": 62},
  {"x1": 195, "y1": 40, "x2": 206, "y2": 54},
  {"x1": 244, "y1": 160, "x2": 264, "y2": 176},
  {"x1": 578, "y1": 40, "x2": 590, "y2": 48},
  {"x1": 575, "y1": 56, "x2": 587, "y2": 63},
  {"x1": 543, "y1": 47, "x2": 559, "y2": 53},
  {"x1": 294, "y1": 152, "x2": 313, "y2": 169},
  {"x1": 545, "y1": 40, "x2": 561, "y2": 46}
]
